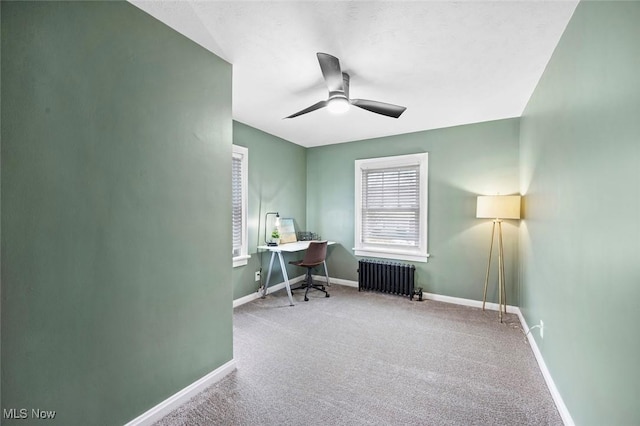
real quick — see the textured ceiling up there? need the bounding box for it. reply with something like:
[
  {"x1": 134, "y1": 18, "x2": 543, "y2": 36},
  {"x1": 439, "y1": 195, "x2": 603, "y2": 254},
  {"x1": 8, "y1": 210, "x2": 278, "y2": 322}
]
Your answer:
[{"x1": 131, "y1": 1, "x2": 578, "y2": 147}]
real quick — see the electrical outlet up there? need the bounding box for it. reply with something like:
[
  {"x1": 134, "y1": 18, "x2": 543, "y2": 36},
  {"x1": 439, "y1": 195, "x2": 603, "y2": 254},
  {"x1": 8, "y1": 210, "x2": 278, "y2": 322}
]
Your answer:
[
  {"x1": 540, "y1": 320, "x2": 544, "y2": 339},
  {"x1": 255, "y1": 271, "x2": 261, "y2": 282}
]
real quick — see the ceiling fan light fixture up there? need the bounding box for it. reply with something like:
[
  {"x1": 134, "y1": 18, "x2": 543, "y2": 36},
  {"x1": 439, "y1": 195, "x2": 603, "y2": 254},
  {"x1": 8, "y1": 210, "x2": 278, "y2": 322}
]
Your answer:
[
  {"x1": 327, "y1": 97, "x2": 350, "y2": 114},
  {"x1": 285, "y1": 53, "x2": 406, "y2": 119}
]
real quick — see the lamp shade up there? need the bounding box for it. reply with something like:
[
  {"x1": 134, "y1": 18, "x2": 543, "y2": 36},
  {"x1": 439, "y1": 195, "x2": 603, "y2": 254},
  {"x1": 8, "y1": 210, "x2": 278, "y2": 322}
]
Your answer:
[{"x1": 476, "y1": 195, "x2": 521, "y2": 219}]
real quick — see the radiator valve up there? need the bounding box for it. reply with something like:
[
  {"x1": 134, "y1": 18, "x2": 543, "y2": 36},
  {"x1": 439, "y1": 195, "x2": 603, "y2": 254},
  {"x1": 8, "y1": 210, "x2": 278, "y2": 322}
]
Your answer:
[{"x1": 411, "y1": 287, "x2": 423, "y2": 302}]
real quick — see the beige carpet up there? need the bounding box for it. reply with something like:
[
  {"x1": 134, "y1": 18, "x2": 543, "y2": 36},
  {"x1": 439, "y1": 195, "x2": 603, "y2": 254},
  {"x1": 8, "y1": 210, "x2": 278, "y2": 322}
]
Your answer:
[{"x1": 156, "y1": 284, "x2": 562, "y2": 425}]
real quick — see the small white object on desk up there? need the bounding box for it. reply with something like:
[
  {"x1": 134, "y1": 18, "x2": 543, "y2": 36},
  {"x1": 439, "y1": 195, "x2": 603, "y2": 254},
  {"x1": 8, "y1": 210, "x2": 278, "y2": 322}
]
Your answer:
[{"x1": 257, "y1": 241, "x2": 335, "y2": 306}]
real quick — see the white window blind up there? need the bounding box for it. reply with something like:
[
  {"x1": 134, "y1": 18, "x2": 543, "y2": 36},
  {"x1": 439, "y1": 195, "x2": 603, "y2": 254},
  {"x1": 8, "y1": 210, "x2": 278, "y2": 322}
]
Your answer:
[
  {"x1": 232, "y1": 154, "x2": 243, "y2": 257},
  {"x1": 354, "y1": 153, "x2": 429, "y2": 263},
  {"x1": 362, "y1": 166, "x2": 420, "y2": 247},
  {"x1": 232, "y1": 145, "x2": 249, "y2": 267}
]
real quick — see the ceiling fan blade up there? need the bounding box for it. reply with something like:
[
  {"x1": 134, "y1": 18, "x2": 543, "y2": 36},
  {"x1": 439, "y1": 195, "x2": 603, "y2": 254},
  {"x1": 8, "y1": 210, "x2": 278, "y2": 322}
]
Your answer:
[
  {"x1": 317, "y1": 52, "x2": 344, "y2": 93},
  {"x1": 284, "y1": 100, "x2": 327, "y2": 119},
  {"x1": 350, "y1": 99, "x2": 407, "y2": 118}
]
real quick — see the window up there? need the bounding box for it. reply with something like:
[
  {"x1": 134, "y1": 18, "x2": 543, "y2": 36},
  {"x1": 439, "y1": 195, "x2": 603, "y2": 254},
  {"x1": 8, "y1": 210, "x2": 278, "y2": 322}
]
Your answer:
[
  {"x1": 232, "y1": 145, "x2": 249, "y2": 267},
  {"x1": 354, "y1": 153, "x2": 429, "y2": 263}
]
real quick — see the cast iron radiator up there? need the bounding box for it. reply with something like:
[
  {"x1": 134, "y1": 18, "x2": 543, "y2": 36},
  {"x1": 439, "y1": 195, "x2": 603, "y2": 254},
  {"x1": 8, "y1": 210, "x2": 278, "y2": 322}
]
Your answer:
[{"x1": 357, "y1": 259, "x2": 422, "y2": 301}]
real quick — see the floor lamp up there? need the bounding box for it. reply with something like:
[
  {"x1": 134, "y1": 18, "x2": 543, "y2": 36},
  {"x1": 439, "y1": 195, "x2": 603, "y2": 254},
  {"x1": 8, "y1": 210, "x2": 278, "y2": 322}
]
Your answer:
[{"x1": 476, "y1": 195, "x2": 521, "y2": 322}]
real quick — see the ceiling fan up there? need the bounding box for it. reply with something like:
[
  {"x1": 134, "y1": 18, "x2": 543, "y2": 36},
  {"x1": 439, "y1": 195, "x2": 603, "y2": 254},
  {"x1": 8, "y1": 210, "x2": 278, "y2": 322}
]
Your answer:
[{"x1": 285, "y1": 53, "x2": 407, "y2": 119}]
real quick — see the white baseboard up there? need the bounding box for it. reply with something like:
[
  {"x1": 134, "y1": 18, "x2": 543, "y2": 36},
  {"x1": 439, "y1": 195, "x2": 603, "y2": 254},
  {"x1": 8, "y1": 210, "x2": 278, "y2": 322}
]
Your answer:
[
  {"x1": 233, "y1": 275, "x2": 305, "y2": 308},
  {"x1": 124, "y1": 359, "x2": 237, "y2": 426},
  {"x1": 312, "y1": 276, "x2": 517, "y2": 313},
  {"x1": 516, "y1": 310, "x2": 574, "y2": 426},
  {"x1": 311, "y1": 275, "x2": 358, "y2": 288},
  {"x1": 313, "y1": 277, "x2": 517, "y2": 313},
  {"x1": 421, "y1": 291, "x2": 519, "y2": 314}
]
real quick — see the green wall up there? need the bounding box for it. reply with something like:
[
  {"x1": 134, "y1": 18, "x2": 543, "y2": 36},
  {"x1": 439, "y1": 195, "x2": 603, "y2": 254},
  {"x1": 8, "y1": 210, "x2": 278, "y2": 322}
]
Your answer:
[
  {"x1": 307, "y1": 118, "x2": 521, "y2": 304},
  {"x1": 1, "y1": 2, "x2": 232, "y2": 425},
  {"x1": 232, "y1": 121, "x2": 307, "y2": 300},
  {"x1": 3, "y1": 2, "x2": 637, "y2": 425},
  {"x1": 519, "y1": 2, "x2": 640, "y2": 424}
]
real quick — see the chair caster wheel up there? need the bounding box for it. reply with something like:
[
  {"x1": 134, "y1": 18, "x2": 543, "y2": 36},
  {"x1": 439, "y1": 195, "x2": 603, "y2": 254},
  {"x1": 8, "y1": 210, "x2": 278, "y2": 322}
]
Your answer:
[
  {"x1": 326, "y1": 293, "x2": 330, "y2": 298},
  {"x1": 304, "y1": 297, "x2": 309, "y2": 301}
]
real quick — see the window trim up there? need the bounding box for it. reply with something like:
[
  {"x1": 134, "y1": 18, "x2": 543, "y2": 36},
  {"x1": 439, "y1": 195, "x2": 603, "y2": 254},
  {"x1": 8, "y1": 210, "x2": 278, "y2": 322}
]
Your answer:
[
  {"x1": 354, "y1": 153, "x2": 429, "y2": 263},
  {"x1": 232, "y1": 145, "x2": 250, "y2": 268}
]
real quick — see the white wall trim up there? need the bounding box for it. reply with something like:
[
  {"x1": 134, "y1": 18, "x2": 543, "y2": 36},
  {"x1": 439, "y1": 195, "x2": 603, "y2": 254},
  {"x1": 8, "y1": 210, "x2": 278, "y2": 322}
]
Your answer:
[
  {"x1": 232, "y1": 145, "x2": 249, "y2": 265},
  {"x1": 233, "y1": 275, "x2": 305, "y2": 308},
  {"x1": 421, "y1": 291, "x2": 519, "y2": 314},
  {"x1": 516, "y1": 309, "x2": 575, "y2": 426},
  {"x1": 124, "y1": 359, "x2": 237, "y2": 426},
  {"x1": 311, "y1": 275, "x2": 358, "y2": 288},
  {"x1": 354, "y1": 153, "x2": 429, "y2": 263},
  {"x1": 312, "y1": 277, "x2": 516, "y2": 312},
  {"x1": 353, "y1": 249, "x2": 430, "y2": 263},
  {"x1": 232, "y1": 254, "x2": 250, "y2": 268}
]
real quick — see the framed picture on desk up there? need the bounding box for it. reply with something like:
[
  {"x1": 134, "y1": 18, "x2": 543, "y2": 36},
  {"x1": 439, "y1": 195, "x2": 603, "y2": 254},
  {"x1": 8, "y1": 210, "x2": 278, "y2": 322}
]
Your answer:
[{"x1": 278, "y1": 218, "x2": 297, "y2": 244}]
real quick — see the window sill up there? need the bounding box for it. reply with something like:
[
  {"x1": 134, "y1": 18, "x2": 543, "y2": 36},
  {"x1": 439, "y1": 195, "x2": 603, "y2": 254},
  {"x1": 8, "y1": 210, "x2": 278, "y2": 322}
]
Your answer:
[
  {"x1": 353, "y1": 248, "x2": 429, "y2": 263},
  {"x1": 233, "y1": 255, "x2": 251, "y2": 268}
]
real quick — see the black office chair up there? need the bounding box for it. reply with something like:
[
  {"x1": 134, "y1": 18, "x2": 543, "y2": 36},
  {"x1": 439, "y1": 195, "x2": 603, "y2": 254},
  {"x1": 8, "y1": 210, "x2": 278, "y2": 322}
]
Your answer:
[{"x1": 289, "y1": 241, "x2": 330, "y2": 301}]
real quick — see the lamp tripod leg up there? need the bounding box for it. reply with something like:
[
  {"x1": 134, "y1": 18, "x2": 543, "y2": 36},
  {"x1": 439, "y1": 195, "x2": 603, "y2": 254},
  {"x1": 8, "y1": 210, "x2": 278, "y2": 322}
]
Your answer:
[
  {"x1": 482, "y1": 221, "x2": 496, "y2": 311},
  {"x1": 497, "y1": 221, "x2": 506, "y2": 322}
]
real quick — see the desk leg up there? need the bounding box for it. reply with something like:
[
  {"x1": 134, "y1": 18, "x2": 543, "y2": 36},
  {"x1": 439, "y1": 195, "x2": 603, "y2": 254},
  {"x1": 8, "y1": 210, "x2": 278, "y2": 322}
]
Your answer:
[
  {"x1": 323, "y1": 260, "x2": 331, "y2": 287},
  {"x1": 262, "y1": 251, "x2": 276, "y2": 298},
  {"x1": 276, "y1": 252, "x2": 295, "y2": 306}
]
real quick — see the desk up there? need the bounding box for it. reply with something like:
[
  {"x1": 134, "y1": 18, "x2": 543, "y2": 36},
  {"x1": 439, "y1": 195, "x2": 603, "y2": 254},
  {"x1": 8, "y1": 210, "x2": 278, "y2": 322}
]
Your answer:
[{"x1": 257, "y1": 241, "x2": 335, "y2": 306}]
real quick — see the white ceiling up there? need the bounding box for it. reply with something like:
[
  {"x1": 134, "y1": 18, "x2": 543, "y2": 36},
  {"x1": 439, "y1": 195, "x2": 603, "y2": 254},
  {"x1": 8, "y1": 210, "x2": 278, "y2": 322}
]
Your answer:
[{"x1": 131, "y1": 0, "x2": 578, "y2": 148}]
